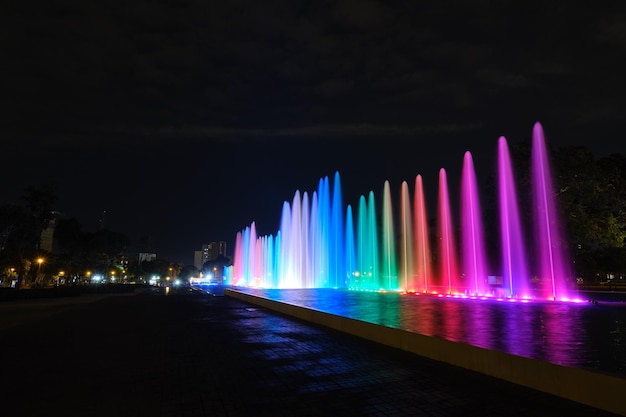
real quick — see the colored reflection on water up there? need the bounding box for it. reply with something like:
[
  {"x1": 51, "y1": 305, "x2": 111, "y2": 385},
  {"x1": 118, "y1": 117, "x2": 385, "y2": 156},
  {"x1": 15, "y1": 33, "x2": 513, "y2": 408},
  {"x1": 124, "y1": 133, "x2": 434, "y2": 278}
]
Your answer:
[{"x1": 237, "y1": 288, "x2": 626, "y2": 378}]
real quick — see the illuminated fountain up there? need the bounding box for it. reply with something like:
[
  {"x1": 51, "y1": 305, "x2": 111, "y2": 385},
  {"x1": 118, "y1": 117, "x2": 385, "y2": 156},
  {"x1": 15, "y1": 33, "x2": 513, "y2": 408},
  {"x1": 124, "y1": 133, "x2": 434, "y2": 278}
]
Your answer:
[{"x1": 229, "y1": 122, "x2": 575, "y2": 301}]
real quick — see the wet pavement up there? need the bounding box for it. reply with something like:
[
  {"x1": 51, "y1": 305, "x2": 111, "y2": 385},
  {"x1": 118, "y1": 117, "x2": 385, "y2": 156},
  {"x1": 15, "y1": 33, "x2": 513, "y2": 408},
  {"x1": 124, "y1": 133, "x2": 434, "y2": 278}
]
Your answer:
[{"x1": 0, "y1": 285, "x2": 620, "y2": 416}]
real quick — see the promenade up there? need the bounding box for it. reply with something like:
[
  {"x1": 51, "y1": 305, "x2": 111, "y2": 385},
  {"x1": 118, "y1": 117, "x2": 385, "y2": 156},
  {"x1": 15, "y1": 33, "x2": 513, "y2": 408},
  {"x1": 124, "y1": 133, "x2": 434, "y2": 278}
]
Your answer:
[{"x1": 0, "y1": 285, "x2": 619, "y2": 416}]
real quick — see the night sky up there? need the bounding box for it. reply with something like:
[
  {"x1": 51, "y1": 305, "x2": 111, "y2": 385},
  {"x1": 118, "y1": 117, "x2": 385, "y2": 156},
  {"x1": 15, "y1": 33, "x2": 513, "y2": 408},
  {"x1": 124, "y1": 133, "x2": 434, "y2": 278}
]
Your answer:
[{"x1": 2, "y1": 1, "x2": 626, "y2": 265}]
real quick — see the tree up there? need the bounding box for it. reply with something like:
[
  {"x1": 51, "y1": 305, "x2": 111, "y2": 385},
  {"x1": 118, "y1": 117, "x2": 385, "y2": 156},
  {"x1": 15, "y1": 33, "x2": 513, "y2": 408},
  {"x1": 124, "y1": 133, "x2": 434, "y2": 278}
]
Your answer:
[
  {"x1": 55, "y1": 218, "x2": 84, "y2": 254},
  {"x1": 0, "y1": 183, "x2": 57, "y2": 287},
  {"x1": 20, "y1": 183, "x2": 58, "y2": 250},
  {"x1": 178, "y1": 265, "x2": 200, "y2": 283},
  {"x1": 202, "y1": 254, "x2": 232, "y2": 282},
  {"x1": 495, "y1": 141, "x2": 626, "y2": 281},
  {"x1": 554, "y1": 148, "x2": 626, "y2": 280}
]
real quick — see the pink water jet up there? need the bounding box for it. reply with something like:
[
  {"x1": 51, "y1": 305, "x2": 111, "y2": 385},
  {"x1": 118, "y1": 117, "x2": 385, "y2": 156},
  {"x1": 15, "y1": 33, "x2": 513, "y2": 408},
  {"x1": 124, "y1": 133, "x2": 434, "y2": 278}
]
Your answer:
[
  {"x1": 413, "y1": 175, "x2": 432, "y2": 293},
  {"x1": 437, "y1": 168, "x2": 461, "y2": 294}
]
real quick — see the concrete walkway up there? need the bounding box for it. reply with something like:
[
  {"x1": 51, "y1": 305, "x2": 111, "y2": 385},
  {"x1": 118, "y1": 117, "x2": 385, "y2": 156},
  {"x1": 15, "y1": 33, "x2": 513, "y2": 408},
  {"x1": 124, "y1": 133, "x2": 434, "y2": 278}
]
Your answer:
[{"x1": 0, "y1": 286, "x2": 620, "y2": 416}]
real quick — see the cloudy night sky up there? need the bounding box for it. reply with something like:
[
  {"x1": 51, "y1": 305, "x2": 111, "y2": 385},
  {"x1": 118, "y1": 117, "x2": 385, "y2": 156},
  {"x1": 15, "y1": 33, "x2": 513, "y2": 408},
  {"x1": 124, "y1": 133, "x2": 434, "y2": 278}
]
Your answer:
[{"x1": 2, "y1": 0, "x2": 626, "y2": 265}]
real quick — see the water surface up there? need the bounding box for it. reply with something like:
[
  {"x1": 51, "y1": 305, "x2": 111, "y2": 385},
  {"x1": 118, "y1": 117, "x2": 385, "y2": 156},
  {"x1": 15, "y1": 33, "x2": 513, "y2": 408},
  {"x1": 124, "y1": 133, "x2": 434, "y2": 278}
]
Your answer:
[{"x1": 235, "y1": 287, "x2": 626, "y2": 378}]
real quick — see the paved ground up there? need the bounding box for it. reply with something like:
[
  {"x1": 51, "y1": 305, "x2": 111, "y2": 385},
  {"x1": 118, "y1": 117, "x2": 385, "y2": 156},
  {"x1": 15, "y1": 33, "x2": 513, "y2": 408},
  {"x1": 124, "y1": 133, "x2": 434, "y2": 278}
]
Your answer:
[{"x1": 0, "y1": 285, "x2": 620, "y2": 417}]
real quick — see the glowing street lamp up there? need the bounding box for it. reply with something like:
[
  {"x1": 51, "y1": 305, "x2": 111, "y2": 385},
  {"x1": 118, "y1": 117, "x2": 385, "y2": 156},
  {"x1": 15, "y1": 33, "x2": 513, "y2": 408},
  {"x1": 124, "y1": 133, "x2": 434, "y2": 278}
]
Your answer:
[{"x1": 34, "y1": 257, "x2": 44, "y2": 286}]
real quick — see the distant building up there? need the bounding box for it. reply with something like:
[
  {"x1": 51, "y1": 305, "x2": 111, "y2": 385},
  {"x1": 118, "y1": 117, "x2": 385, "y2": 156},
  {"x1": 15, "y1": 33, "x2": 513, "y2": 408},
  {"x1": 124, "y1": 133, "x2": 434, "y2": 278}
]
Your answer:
[
  {"x1": 194, "y1": 241, "x2": 227, "y2": 269},
  {"x1": 40, "y1": 221, "x2": 55, "y2": 252},
  {"x1": 40, "y1": 211, "x2": 62, "y2": 252},
  {"x1": 193, "y1": 251, "x2": 203, "y2": 270},
  {"x1": 139, "y1": 252, "x2": 157, "y2": 263}
]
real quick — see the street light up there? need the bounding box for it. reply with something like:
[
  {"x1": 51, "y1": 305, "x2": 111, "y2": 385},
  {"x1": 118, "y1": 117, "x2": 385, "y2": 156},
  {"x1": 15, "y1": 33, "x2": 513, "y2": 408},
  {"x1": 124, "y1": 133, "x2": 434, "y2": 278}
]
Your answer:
[
  {"x1": 9, "y1": 267, "x2": 16, "y2": 288},
  {"x1": 36, "y1": 257, "x2": 44, "y2": 286}
]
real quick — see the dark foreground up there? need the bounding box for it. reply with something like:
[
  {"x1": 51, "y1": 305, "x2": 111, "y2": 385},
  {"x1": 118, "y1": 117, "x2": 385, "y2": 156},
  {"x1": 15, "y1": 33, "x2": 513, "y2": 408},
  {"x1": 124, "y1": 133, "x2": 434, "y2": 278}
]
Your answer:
[{"x1": 0, "y1": 286, "x2": 620, "y2": 417}]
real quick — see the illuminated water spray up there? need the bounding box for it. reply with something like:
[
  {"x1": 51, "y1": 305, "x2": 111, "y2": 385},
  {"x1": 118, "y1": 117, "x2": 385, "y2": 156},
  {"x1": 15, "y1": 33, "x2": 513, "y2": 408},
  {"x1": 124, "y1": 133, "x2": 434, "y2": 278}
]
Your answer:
[
  {"x1": 413, "y1": 175, "x2": 432, "y2": 293},
  {"x1": 461, "y1": 151, "x2": 488, "y2": 296},
  {"x1": 531, "y1": 123, "x2": 573, "y2": 300},
  {"x1": 228, "y1": 122, "x2": 574, "y2": 301},
  {"x1": 437, "y1": 168, "x2": 460, "y2": 294},
  {"x1": 498, "y1": 137, "x2": 531, "y2": 298},
  {"x1": 382, "y1": 181, "x2": 398, "y2": 290},
  {"x1": 399, "y1": 181, "x2": 413, "y2": 291},
  {"x1": 362, "y1": 191, "x2": 380, "y2": 289}
]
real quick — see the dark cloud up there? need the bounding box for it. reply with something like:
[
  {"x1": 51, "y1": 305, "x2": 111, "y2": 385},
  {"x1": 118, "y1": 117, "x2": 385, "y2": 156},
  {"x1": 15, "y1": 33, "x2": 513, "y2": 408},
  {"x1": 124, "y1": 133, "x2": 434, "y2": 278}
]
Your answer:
[
  {"x1": 4, "y1": 0, "x2": 625, "y2": 137},
  {"x1": 2, "y1": 0, "x2": 626, "y2": 263}
]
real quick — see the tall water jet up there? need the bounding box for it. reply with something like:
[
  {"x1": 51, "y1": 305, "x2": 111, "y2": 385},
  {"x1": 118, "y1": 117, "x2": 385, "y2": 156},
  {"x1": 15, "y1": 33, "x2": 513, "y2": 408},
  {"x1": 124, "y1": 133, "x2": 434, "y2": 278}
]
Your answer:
[
  {"x1": 292, "y1": 191, "x2": 305, "y2": 287},
  {"x1": 278, "y1": 199, "x2": 295, "y2": 287},
  {"x1": 272, "y1": 231, "x2": 281, "y2": 287},
  {"x1": 437, "y1": 168, "x2": 461, "y2": 294},
  {"x1": 330, "y1": 171, "x2": 345, "y2": 288},
  {"x1": 367, "y1": 191, "x2": 380, "y2": 288},
  {"x1": 498, "y1": 136, "x2": 531, "y2": 298},
  {"x1": 382, "y1": 180, "x2": 399, "y2": 290},
  {"x1": 413, "y1": 175, "x2": 432, "y2": 293},
  {"x1": 356, "y1": 195, "x2": 369, "y2": 288},
  {"x1": 301, "y1": 191, "x2": 311, "y2": 287},
  {"x1": 309, "y1": 191, "x2": 320, "y2": 287},
  {"x1": 355, "y1": 190, "x2": 381, "y2": 289},
  {"x1": 244, "y1": 223, "x2": 256, "y2": 286},
  {"x1": 399, "y1": 181, "x2": 414, "y2": 291},
  {"x1": 264, "y1": 234, "x2": 276, "y2": 288},
  {"x1": 461, "y1": 151, "x2": 488, "y2": 296},
  {"x1": 317, "y1": 177, "x2": 331, "y2": 287},
  {"x1": 345, "y1": 205, "x2": 356, "y2": 288},
  {"x1": 232, "y1": 229, "x2": 244, "y2": 285},
  {"x1": 531, "y1": 122, "x2": 573, "y2": 300}
]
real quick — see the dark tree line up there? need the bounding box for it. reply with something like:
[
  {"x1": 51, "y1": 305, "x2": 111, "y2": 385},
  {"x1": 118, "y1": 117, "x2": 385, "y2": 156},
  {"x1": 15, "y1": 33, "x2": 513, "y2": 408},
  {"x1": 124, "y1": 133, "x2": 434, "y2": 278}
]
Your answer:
[
  {"x1": 0, "y1": 183, "x2": 132, "y2": 288},
  {"x1": 554, "y1": 148, "x2": 626, "y2": 280},
  {"x1": 0, "y1": 183, "x2": 58, "y2": 287},
  {"x1": 482, "y1": 141, "x2": 626, "y2": 282}
]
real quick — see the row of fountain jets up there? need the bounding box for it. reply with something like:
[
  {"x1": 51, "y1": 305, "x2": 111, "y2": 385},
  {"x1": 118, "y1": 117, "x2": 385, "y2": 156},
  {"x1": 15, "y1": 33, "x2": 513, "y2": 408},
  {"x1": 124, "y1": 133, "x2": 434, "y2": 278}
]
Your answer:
[{"x1": 227, "y1": 122, "x2": 575, "y2": 302}]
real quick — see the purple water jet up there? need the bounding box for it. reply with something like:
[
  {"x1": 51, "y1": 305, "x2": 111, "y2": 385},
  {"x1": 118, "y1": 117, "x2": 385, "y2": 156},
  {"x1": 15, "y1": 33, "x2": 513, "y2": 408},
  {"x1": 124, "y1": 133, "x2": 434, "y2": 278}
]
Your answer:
[
  {"x1": 531, "y1": 122, "x2": 574, "y2": 300},
  {"x1": 461, "y1": 151, "x2": 488, "y2": 296},
  {"x1": 498, "y1": 137, "x2": 531, "y2": 298}
]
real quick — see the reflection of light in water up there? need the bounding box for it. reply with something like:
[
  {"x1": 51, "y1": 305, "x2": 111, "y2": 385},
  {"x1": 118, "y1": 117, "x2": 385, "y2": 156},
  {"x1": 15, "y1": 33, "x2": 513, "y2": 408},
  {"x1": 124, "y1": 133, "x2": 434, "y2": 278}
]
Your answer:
[{"x1": 238, "y1": 288, "x2": 626, "y2": 377}]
